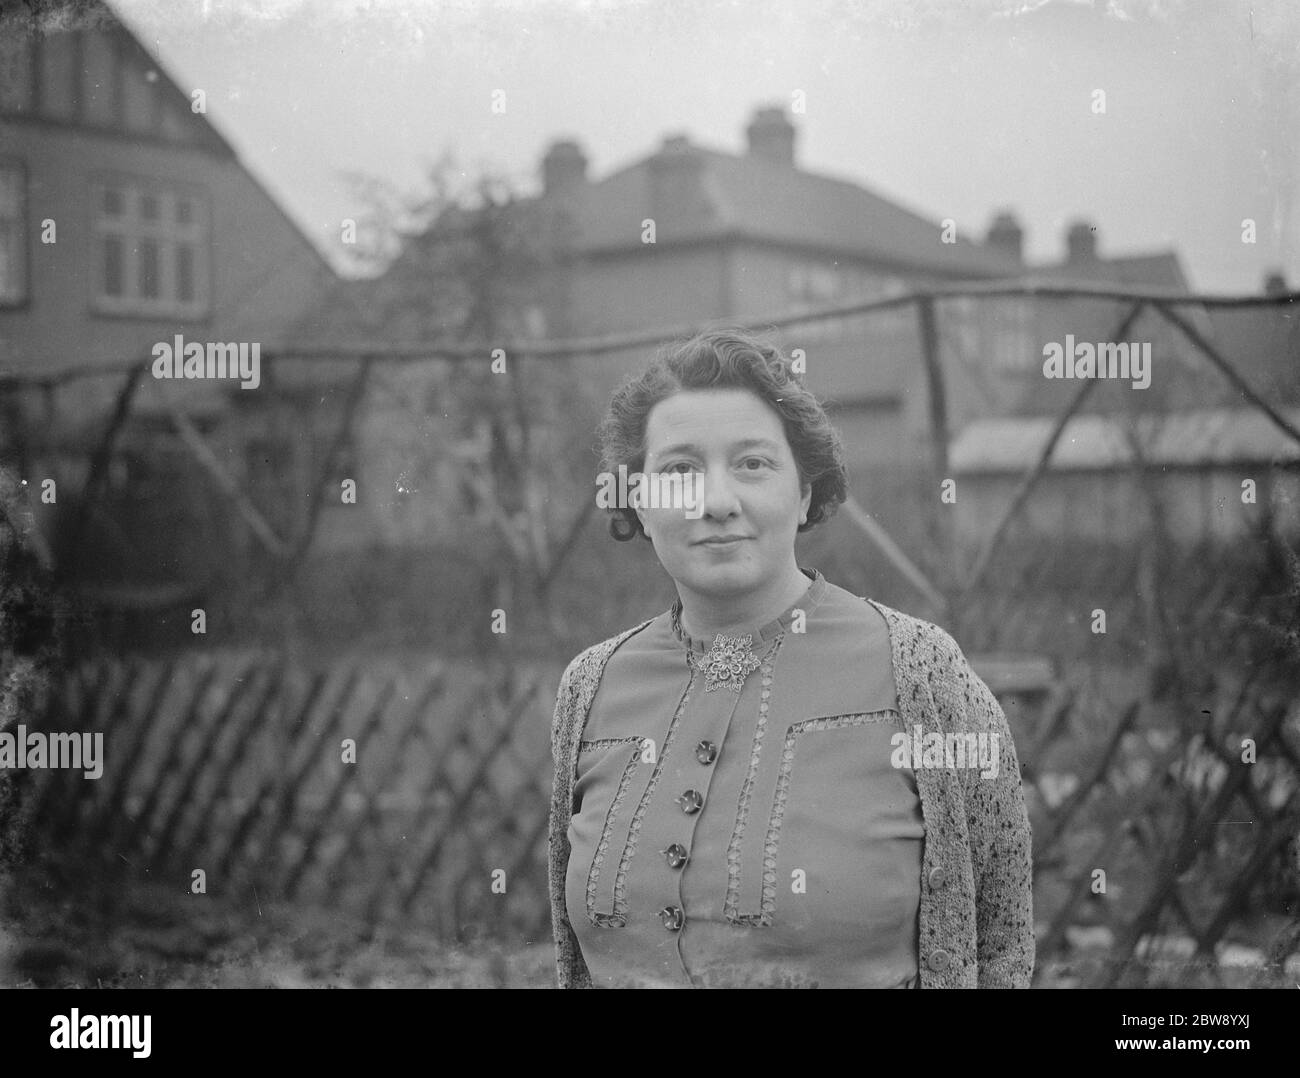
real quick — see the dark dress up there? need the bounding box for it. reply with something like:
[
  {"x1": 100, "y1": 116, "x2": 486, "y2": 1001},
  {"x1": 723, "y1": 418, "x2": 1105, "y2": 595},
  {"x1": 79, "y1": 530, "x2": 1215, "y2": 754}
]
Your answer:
[{"x1": 564, "y1": 568, "x2": 924, "y2": 987}]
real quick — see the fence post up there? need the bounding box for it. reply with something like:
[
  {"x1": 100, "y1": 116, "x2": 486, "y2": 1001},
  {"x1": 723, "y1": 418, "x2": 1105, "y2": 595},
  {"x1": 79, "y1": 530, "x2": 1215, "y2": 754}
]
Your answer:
[
  {"x1": 916, "y1": 295, "x2": 949, "y2": 479},
  {"x1": 62, "y1": 358, "x2": 148, "y2": 573},
  {"x1": 915, "y1": 295, "x2": 958, "y2": 610}
]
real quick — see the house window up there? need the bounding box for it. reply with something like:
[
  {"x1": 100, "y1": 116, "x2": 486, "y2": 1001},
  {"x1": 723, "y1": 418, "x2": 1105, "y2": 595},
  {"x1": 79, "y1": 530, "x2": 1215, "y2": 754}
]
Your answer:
[
  {"x1": 0, "y1": 163, "x2": 26, "y2": 305},
  {"x1": 92, "y1": 178, "x2": 209, "y2": 317},
  {"x1": 988, "y1": 298, "x2": 1036, "y2": 373},
  {"x1": 83, "y1": 31, "x2": 117, "y2": 126},
  {"x1": 787, "y1": 261, "x2": 842, "y2": 306},
  {"x1": 38, "y1": 31, "x2": 77, "y2": 120},
  {"x1": 867, "y1": 274, "x2": 915, "y2": 343},
  {"x1": 0, "y1": 31, "x2": 34, "y2": 114}
]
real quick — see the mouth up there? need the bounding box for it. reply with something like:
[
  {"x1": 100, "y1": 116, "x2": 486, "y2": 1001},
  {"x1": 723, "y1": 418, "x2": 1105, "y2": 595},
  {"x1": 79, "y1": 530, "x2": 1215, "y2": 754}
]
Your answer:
[{"x1": 694, "y1": 535, "x2": 751, "y2": 547}]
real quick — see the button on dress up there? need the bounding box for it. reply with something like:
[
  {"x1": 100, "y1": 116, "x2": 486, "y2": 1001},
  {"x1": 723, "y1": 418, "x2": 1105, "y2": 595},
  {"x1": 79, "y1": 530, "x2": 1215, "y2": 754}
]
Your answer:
[{"x1": 564, "y1": 569, "x2": 924, "y2": 988}]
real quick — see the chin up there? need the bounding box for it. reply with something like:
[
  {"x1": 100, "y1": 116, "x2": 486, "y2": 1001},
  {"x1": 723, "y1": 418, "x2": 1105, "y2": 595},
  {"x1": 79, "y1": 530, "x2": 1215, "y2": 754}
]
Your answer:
[{"x1": 675, "y1": 558, "x2": 764, "y2": 596}]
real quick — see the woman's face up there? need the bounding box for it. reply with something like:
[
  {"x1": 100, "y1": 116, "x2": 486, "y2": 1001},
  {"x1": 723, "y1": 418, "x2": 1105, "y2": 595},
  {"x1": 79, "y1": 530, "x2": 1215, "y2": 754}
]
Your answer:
[{"x1": 638, "y1": 387, "x2": 812, "y2": 601}]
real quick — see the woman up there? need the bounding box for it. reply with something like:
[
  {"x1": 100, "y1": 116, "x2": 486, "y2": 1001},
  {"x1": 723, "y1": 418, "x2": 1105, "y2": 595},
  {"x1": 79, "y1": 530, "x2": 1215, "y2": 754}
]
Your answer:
[{"x1": 548, "y1": 329, "x2": 1033, "y2": 988}]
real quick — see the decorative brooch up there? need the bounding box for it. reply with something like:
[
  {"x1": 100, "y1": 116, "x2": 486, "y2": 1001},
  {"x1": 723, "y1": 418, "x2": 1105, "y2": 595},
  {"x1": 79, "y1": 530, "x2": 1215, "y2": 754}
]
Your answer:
[{"x1": 688, "y1": 633, "x2": 762, "y2": 693}]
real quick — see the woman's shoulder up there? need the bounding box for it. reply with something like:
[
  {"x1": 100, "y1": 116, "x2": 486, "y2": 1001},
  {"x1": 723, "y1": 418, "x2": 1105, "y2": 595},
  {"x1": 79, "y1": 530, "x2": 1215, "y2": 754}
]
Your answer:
[
  {"x1": 859, "y1": 596, "x2": 966, "y2": 664},
  {"x1": 863, "y1": 598, "x2": 1002, "y2": 728},
  {"x1": 551, "y1": 619, "x2": 657, "y2": 748},
  {"x1": 557, "y1": 617, "x2": 657, "y2": 697}
]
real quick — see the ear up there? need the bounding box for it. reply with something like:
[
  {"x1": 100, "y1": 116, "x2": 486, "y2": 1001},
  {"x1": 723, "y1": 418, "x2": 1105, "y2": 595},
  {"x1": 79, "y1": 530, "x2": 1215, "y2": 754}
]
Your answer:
[
  {"x1": 634, "y1": 505, "x2": 652, "y2": 539},
  {"x1": 798, "y1": 482, "x2": 812, "y2": 526}
]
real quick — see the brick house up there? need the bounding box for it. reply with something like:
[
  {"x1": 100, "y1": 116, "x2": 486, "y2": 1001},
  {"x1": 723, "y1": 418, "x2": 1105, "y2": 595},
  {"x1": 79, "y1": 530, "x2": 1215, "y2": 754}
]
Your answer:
[
  {"x1": 312, "y1": 104, "x2": 1211, "y2": 562},
  {"x1": 0, "y1": 0, "x2": 345, "y2": 598}
]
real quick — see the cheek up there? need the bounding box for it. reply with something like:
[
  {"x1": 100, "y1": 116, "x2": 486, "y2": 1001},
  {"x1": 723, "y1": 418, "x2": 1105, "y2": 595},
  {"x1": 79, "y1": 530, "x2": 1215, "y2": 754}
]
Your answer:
[
  {"x1": 768, "y1": 482, "x2": 807, "y2": 524},
  {"x1": 645, "y1": 508, "x2": 689, "y2": 536}
]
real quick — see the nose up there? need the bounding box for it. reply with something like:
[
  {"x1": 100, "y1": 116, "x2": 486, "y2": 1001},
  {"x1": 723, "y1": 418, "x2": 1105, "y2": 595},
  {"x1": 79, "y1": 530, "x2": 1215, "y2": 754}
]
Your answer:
[{"x1": 698, "y1": 468, "x2": 741, "y2": 521}]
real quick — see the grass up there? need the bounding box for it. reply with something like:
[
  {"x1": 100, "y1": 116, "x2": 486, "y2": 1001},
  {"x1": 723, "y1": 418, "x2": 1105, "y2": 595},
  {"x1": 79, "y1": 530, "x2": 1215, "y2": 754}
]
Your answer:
[{"x1": 0, "y1": 880, "x2": 557, "y2": 989}]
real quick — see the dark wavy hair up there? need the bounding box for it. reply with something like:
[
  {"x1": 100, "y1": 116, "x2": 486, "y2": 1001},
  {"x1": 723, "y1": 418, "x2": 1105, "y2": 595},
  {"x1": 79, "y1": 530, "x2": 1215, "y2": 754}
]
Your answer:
[{"x1": 596, "y1": 328, "x2": 848, "y2": 541}]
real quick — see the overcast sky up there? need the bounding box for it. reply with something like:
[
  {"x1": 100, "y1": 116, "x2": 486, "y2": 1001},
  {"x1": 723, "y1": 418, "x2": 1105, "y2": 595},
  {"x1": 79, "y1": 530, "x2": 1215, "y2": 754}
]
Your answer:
[{"x1": 111, "y1": 0, "x2": 1300, "y2": 294}]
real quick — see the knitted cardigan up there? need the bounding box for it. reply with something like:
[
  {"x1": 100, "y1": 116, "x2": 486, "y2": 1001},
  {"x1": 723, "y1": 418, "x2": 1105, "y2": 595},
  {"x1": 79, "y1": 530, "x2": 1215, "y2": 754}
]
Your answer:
[{"x1": 548, "y1": 597, "x2": 1035, "y2": 989}]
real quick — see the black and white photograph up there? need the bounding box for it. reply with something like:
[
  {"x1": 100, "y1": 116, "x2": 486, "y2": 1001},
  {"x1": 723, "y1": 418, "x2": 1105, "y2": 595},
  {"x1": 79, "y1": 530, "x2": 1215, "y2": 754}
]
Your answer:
[{"x1": 0, "y1": 0, "x2": 1297, "y2": 1039}]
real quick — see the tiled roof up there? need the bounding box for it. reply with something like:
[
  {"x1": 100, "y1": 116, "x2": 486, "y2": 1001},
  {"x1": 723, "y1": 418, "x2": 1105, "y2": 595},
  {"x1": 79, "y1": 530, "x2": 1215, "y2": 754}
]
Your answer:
[
  {"x1": 308, "y1": 119, "x2": 1197, "y2": 341},
  {"x1": 555, "y1": 144, "x2": 1025, "y2": 276},
  {"x1": 1019, "y1": 252, "x2": 1189, "y2": 291}
]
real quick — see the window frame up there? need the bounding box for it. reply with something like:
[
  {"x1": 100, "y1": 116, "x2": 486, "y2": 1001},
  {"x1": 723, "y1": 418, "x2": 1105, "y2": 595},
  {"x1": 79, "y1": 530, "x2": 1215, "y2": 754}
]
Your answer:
[
  {"x1": 89, "y1": 173, "x2": 212, "y2": 320},
  {"x1": 0, "y1": 27, "x2": 36, "y2": 115},
  {"x1": 0, "y1": 158, "x2": 29, "y2": 308},
  {"x1": 988, "y1": 296, "x2": 1038, "y2": 375}
]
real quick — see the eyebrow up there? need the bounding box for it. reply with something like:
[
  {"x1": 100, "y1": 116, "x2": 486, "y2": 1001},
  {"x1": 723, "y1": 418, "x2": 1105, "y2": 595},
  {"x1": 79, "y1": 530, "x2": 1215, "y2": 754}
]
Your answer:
[{"x1": 649, "y1": 438, "x2": 784, "y2": 459}]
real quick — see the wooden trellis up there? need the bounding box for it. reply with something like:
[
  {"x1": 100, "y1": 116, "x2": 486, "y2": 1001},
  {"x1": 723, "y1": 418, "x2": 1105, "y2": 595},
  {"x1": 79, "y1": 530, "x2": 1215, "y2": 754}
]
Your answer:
[{"x1": 19, "y1": 652, "x2": 555, "y2": 943}]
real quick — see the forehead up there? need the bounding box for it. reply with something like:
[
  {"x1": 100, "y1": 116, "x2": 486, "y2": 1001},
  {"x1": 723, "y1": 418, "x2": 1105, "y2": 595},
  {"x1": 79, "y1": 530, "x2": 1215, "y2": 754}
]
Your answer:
[{"x1": 644, "y1": 389, "x2": 789, "y2": 453}]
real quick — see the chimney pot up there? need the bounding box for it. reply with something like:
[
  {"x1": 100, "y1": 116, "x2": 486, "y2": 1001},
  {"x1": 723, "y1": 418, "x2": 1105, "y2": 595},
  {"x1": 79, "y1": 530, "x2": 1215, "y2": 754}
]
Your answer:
[
  {"x1": 541, "y1": 139, "x2": 587, "y2": 196},
  {"x1": 745, "y1": 105, "x2": 796, "y2": 166},
  {"x1": 1066, "y1": 220, "x2": 1098, "y2": 262},
  {"x1": 649, "y1": 132, "x2": 709, "y2": 228},
  {"x1": 986, "y1": 210, "x2": 1024, "y2": 264}
]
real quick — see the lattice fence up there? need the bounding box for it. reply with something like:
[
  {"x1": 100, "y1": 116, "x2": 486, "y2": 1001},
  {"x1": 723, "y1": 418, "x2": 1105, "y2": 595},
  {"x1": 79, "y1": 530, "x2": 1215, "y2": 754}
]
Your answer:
[
  {"x1": 13, "y1": 652, "x2": 556, "y2": 943},
  {"x1": 10, "y1": 617, "x2": 1297, "y2": 984},
  {"x1": 1020, "y1": 673, "x2": 1300, "y2": 986}
]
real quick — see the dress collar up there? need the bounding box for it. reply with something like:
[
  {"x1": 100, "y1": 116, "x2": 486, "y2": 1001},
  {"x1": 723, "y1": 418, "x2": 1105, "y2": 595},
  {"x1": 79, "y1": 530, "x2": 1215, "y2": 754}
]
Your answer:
[{"x1": 669, "y1": 567, "x2": 828, "y2": 655}]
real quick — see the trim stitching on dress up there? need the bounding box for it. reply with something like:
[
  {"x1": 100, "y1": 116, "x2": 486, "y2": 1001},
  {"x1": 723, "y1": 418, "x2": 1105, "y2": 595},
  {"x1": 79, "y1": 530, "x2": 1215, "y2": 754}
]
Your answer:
[
  {"x1": 730, "y1": 708, "x2": 899, "y2": 926},
  {"x1": 584, "y1": 737, "x2": 644, "y2": 927},
  {"x1": 607, "y1": 674, "x2": 696, "y2": 921},
  {"x1": 580, "y1": 737, "x2": 643, "y2": 754},
  {"x1": 724, "y1": 636, "x2": 784, "y2": 924}
]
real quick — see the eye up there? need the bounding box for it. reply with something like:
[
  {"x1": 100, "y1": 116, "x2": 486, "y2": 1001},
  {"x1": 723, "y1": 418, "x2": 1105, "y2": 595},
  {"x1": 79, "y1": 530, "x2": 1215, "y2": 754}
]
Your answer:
[
  {"x1": 739, "y1": 456, "x2": 774, "y2": 471},
  {"x1": 664, "y1": 461, "x2": 695, "y2": 475}
]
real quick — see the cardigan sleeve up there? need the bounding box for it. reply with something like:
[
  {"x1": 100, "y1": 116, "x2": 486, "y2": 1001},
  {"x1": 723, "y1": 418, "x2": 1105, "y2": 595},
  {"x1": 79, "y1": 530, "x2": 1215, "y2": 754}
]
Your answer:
[
  {"x1": 944, "y1": 631, "x2": 1036, "y2": 988},
  {"x1": 548, "y1": 655, "x2": 593, "y2": 988}
]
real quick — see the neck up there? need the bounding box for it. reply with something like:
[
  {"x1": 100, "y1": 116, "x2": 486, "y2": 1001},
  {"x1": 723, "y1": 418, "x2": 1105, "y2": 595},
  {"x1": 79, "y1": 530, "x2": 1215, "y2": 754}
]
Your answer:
[{"x1": 677, "y1": 562, "x2": 812, "y2": 640}]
